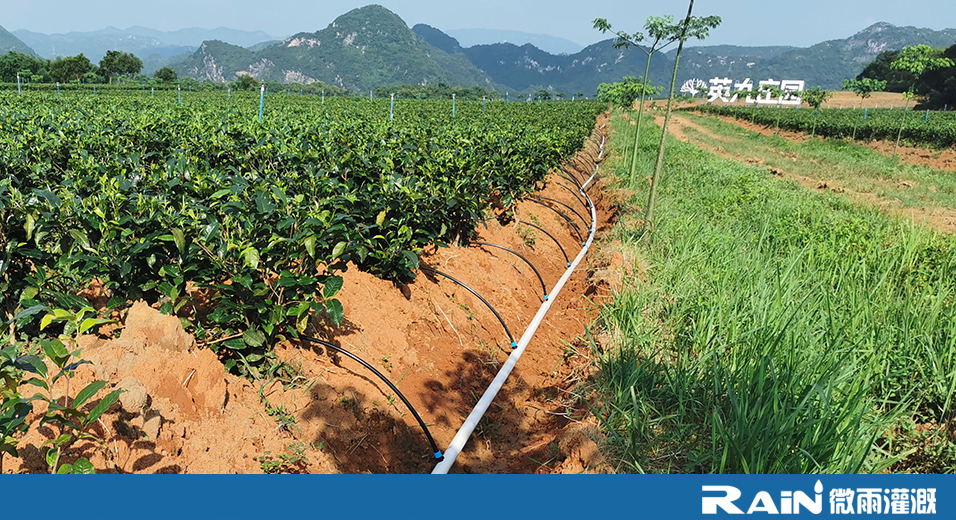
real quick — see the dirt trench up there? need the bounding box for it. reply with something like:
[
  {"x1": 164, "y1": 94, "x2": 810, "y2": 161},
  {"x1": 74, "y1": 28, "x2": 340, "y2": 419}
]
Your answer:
[{"x1": 7, "y1": 117, "x2": 619, "y2": 474}]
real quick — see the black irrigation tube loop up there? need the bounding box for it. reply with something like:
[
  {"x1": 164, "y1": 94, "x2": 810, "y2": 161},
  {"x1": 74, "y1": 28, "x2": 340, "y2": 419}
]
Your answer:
[
  {"x1": 557, "y1": 169, "x2": 582, "y2": 188},
  {"x1": 526, "y1": 198, "x2": 585, "y2": 245},
  {"x1": 420, "y1": 266, "x2": 518, "y2": 350},
  {"x1": 518, "y1": 220, "x2": 571, "y2": 268},
  {"x1": 560, "y1": 167, "x2": 583, "y2": 187},
  {"x1": 556, "y1": 182, "x2": 588, "y2": 211},
  {"x1": 469, "y1": 241, "x2": 549, "y2": 300},
  {"x1": 300, "y1": 335, "x2": 444, "y2": 461},
  {"x1": 533, "y1": 195, "x2": 589, "y2": 231}
]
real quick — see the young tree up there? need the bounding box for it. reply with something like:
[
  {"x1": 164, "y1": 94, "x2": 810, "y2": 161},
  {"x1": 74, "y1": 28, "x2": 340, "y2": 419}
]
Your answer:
[
  {"x1": 842, "y1": 78, "x2": 887, "y2": 108},
  {"x1": 593, "y1": 15, "x2": 676, "y2": 185},
  {"x1": 801, "y1": 86, "x2": 832, "y2": 110},
  {"x1": 594, "y1": 8, "x2": 721, "y2": 231},
  {"x1": 597, "y1": 76, "x2": 662, "y2": 108},
  {"x1": 596, "y1": 2, "x2": 720, "y2": 240},
  {"x1": 798, "y1": 86, "x2": 833, "y2": 136}
]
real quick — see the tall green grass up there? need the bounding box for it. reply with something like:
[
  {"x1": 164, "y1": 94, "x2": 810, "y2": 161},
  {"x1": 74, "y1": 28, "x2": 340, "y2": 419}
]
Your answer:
[{"x1": 595, "y1": 110, "x2": 956, "y2": 474}]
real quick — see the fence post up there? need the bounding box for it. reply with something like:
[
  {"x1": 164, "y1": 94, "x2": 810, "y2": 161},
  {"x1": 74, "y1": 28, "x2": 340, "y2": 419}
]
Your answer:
[
  {"x1": 390, "y1": 93, "x2": 395, "y2": 122},
  {"x1": 258, "y1": 84, "x2": 265, "y2": 122}
]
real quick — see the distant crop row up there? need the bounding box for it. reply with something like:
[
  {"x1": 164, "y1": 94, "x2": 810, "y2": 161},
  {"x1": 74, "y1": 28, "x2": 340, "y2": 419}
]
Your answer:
[
  {"x1": 0, "y1": 92, "x2": 602, "y2": 374},
  {"x1": 689, "y1": 104, "x2": 956, "y2": 149}
]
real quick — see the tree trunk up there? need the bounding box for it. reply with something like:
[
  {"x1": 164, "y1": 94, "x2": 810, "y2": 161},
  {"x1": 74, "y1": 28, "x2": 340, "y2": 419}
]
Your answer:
[
  {"x1": 644, "y1": 0, "x2": 695, "y2": 242},
  {"x1": 629, "y1": 52, "x2": 654, "y2": 185}
]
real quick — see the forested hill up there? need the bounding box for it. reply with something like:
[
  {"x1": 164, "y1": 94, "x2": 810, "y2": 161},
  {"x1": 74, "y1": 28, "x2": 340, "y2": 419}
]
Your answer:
[
  {"x1": 0, "y1": 25, "x2": 35, "y2": 56},
  {"x1": 674, "y1": 22, "x2": 956, "y2": 89},
  {"x1": 173, "y1": 5, "x2": 498, "y2": 92},
  {"x1": 445, "y1": 22, "x2": 956, "y2": 93}
]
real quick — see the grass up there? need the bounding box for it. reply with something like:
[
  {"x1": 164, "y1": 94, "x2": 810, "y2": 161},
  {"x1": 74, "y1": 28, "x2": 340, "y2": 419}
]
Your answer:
[
  {"x1": 678, "y1": 112, "x2": 956, "y2": 211},
  {"x1": 592, "y1": 108, "x2": 956, "y2": 474}
]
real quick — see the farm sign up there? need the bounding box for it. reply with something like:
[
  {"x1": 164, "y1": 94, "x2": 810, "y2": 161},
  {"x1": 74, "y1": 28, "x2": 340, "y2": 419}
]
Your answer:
[{"x1": 706, "y1": 77, "x2": 806, "y2": 105}]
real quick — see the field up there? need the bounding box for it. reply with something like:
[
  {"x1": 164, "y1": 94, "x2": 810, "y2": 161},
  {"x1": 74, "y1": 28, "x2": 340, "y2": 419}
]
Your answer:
[
  {"x1": 591, "y1": 106, "x2": 956, "y2": 473},
  {"x1": 690, "y1": 104, "x2": 956, "y2": 149},
  {"x1": 0, "y1": 90, "x2": 614, "y2": 473}
]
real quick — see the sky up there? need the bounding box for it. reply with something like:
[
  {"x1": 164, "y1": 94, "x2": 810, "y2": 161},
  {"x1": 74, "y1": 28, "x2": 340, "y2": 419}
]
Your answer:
[{"x1": 3, "y1": 0, "x2": 956, "y2": 48}]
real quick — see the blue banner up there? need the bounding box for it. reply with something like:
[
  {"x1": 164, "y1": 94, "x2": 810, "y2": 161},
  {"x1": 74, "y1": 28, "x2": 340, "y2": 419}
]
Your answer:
[{"x1": 0, "y1": 474, "x2": 949, "y2": 519}]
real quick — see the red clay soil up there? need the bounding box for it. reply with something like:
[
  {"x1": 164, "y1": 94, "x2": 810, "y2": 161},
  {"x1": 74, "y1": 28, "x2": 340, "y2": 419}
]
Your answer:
[{"x1": 6, "y1": 118, "x2": 618, "y2": 474}]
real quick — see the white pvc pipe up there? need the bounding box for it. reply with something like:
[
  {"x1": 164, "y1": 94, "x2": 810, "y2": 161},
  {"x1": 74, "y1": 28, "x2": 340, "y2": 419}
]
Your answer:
[{"x1": 432, "y1": 135, "x2": 604, "y2": 474}]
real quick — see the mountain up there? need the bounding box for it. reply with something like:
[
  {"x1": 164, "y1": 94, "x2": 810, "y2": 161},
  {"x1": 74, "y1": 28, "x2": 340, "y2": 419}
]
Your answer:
[
  {"x1": 174, "y1": 5, "x2": 498, "y2": 91},
  {"x1": 124, "y1": 26, "x2": 275, "y2": 48},
  {"x1": 176, "y1": 41, "x2": 255, "y2": 83},
  {"x1": 461, "y1": 39, "x2": 674, "y2": 95},
  {"x1": 164, "y1": 14, "x2": 955, "y2": 96},
  {"x1": 0, "y1": 25, "x2": 35, "y2": 55},
  {"x1": 447, "y1": 29, "x2": 584, "y2": 55},
  {"x1": 672, "y1": 22, "x2": 956, "y2": 89},
  {"x1": 412, "y1": 24, "x2": 463, "y2": 55},
  {"x1": 451, "y1": 22, "x2": 956, "y2": 93},
  {"x1": 12, "y1": 26, "x2": 276, "y2": 63}
]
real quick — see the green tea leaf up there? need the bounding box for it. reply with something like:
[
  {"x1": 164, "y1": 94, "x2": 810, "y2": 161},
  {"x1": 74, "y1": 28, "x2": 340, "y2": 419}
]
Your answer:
[
  {"x1": 325, "y1": 299, "x2": 344, "y2": 327},
  {"x1": 16, "y1": 356, "x2": 47, "y2": 378},
  {"x1": 84, "y1": 389, "x2": 122, "y2": 426},
  {"x1": 171, "y1": 228, "x2": 186, "y2": 253},
  {"x1": 242, "y1": 247, "x2": 260, "y2": 270},
  {"x1": 41, "y1": 339, "x2": 70, "y2": 362},
  {"x1": 73, "y1": 381, "x2": 106, "y2": 409},
  {"x1": 303, "y1": 235, "x2": 316, "y2": 258},
  {"x1": 11, "y1": 304, "x2": 45, "y2": 323},
  {"x1": 79, "y1": 318, "x2": 112, "y2": 335},
  {"x1": 69, "y1": 229, "x2": 96, "y2": 254},
  {"x1": 72, "y1": 457, "x2": 96, "y2": 474},
  {"x1": 45, "y1": 449, "x2": 57, "y2": 468},
  {"x1": 331, "y1": 241, "x2": 347, "y2": 260},
  {"x1": 323, "y1": 276, "x2": 344, "y2": 299},
  {"x1": 243, "y1": 329, "x2": 266, "y2": 348}
]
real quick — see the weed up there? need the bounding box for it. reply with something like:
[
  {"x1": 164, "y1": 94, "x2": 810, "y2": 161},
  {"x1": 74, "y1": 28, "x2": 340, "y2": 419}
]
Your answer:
[
  {"x1": 381, "y1": 355, "x2": 393, "y2": 373},
  {"x1": 340, "y1": 395, "x2": 363, "y2": 416},
  {"x1": 257, "y1": 441, "x2": 310, "y2": 474},
  {"x1": 517, "y1": 224, "x2": 537, "y2": 247},
  {"x1": 448, "y1": 295, "x2": 474, "y2": 320},
  {"x1": 258, "y1": 385, "x2": 301, "y2": 437}
]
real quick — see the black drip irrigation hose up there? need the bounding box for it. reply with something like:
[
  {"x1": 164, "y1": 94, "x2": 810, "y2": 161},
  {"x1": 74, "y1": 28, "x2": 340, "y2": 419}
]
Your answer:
[
  {"x1": 526, "y1": 198, "x2": 585, "y2": 245},
  {"x1": 533, "y1": 195, "x2": 590, "y2": 231},
  {"x1": 419, "y1": 266, "x2": 518, "y2": 350},
  {"x1": 518, "y1": 220, "x2": 570, "y2": 268},
  {"x1": 556, "y1": 182, "x2": 588, "y2": 211},
  {"x1": 469, "y1": 241, "x2": 549, "y2": 300},
  {"x1": 560, "y1": 167, "x2": 583, "y2": 188},
  {"x1": 299, "y1": 335, "x2": 444, "y2": 461}
]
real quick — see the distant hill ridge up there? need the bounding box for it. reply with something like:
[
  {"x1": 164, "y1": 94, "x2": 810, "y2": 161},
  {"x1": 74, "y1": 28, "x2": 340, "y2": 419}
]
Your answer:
[
  {"x1": 174, "y1": 5, "x2": 499, "y2": 92},
  {"x1": 0, "y1": 25, "x2": 35, "y2": 56},
  {"x1": 9, "y1": 6, "x2": 954, "y2": 94}
]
